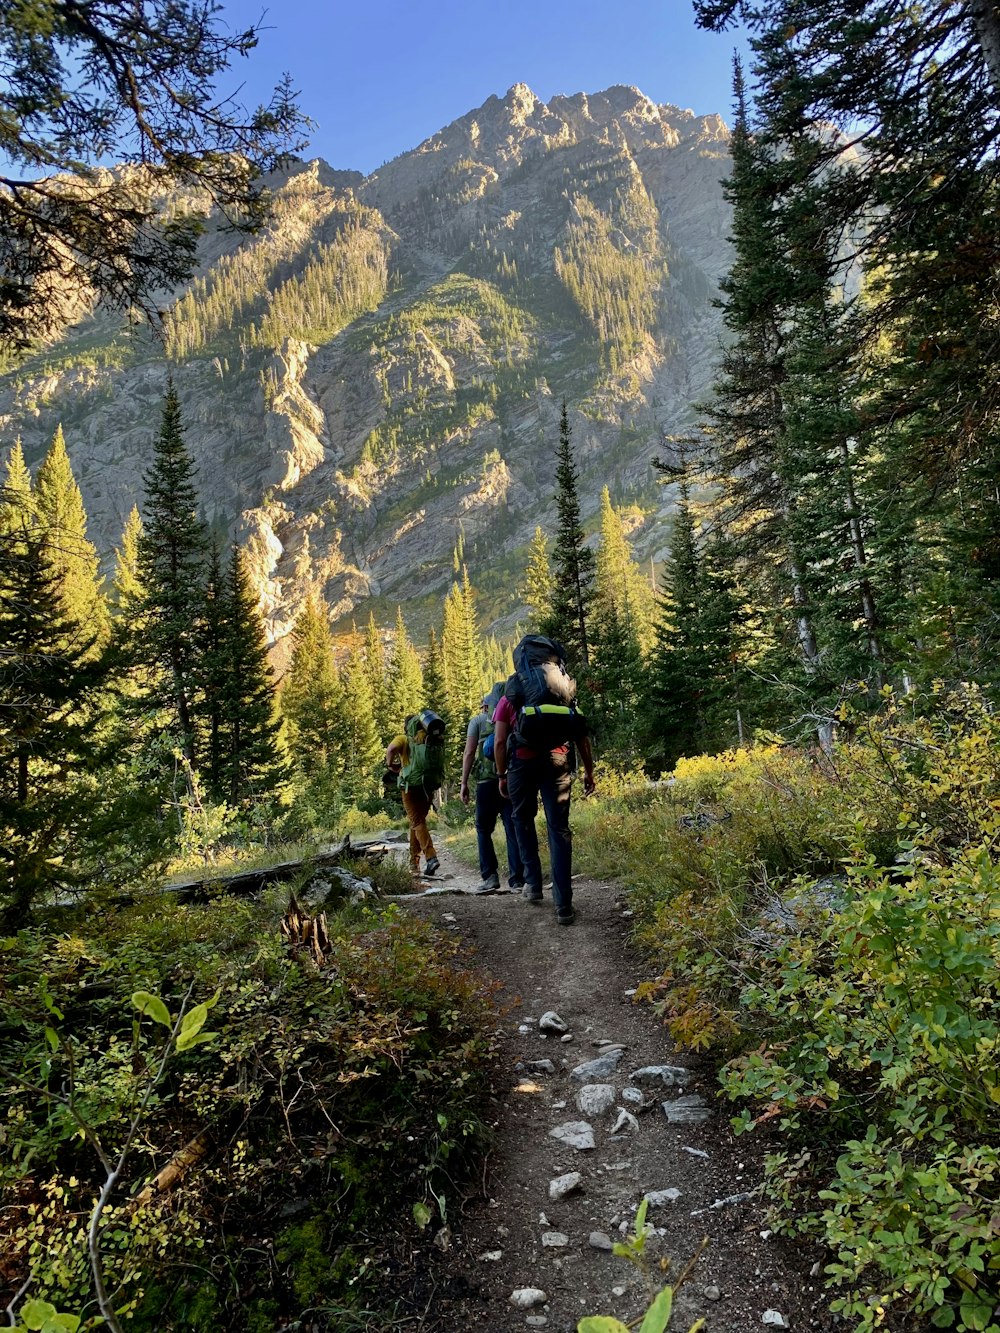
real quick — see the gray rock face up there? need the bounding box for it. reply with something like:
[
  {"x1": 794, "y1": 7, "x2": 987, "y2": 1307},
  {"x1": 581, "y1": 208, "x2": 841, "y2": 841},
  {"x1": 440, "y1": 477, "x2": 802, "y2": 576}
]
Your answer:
[
  {"x1": 2, "y1": 85, "x2": 735, "y2": 649},
  {"x1": 570, "y1": 1049, "x2": 625, "y2": 1082},
  {"x1": 548, "y1": 1171, "x2": 583, "y2": 1201},
  {"x1": 610, "y1": 1109, "x2": 640, "y2": 1135},
  {"x1": 548, "y1": 1120, "x2": 596, "y2": 1151},
  {"x1": 589, "y1": 1231, "x2": 614, "y2": 1251},
  {"x1": 630, "y1": 1065, "x2": 690, "y2": 1088},
  {"x1": 510, "y1": 1288, "x2": 548, "y2": 1309},
  {"x1": 662, "y1": 1094, "x2": 712, "y2": 1124},
  {"x1": 576, "y1": 1083, "x2": 617, "y2": 1116},
  {"x1": 644, "y1": 1187, "x2": 682, "y2": 1206}
]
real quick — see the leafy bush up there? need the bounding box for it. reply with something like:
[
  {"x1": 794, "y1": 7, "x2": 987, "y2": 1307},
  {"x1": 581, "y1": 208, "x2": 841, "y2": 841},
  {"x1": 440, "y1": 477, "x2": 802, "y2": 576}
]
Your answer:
[
  {"x1": 575, "y1": 691, "x2": 1000, "y2": 1329},
  {"x1": 1, "y1": 896, "x2": 499, "y2": 1329}
]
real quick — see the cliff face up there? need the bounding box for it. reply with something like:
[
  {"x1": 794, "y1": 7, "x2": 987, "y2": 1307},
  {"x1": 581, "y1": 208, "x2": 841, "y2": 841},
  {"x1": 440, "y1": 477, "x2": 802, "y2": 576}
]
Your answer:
[{"x1": 0, "y1": 84, "x2": 732, "y2": 640}]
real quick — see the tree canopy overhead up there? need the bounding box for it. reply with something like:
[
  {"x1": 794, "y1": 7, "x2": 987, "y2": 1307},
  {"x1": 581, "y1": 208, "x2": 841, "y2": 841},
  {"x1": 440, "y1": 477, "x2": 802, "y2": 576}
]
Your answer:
[{"x1": 0, "y1": 0, "x2": 308, "y2": 351}]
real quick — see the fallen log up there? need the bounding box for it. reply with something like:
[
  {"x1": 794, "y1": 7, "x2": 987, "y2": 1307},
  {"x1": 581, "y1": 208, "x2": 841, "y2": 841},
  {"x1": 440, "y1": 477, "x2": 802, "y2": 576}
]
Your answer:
[
  {"x1": 134, "y1": 1130, "x2": 211, "y2": 1207},
  {"x1": 162, "y1": 833, "x2": 399, "y2": 902}
]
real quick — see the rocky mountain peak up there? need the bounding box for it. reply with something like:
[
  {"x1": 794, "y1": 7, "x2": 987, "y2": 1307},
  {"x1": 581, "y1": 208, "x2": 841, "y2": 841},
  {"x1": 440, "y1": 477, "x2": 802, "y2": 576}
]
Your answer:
[{"x1": 0, "y1": 83, "x2": 735, "y2": 646}]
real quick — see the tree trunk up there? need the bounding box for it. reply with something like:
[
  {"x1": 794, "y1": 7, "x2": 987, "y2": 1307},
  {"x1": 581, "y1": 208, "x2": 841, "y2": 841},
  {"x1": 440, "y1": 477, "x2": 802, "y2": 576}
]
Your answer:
[
  {"x1": 970, "y1": 1, "x2": 1000, "y2": 103},
  {"x1": 840, "y1": 438, "x2": 884, "y2": 684}
]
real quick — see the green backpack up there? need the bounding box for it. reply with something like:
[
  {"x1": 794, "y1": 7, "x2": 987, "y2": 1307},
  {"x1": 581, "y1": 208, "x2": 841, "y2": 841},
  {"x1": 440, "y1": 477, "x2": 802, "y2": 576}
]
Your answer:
[
  {"x1": 400, "y1": 710, "x2": 447, "y2": 792},
  {"x1": 472, "y1": 718, "x2": 497, "y2": 783}
]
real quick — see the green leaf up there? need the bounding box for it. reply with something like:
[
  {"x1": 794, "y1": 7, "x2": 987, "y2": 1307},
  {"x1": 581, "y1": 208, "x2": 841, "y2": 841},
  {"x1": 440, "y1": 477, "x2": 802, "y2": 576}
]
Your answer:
[
  {"x1": 412, "y1": 1201, "x2": 432, "y2": 1231},
  {"x1": 959, "y1": 1290, "x2": 994, "y2": 1331},
  {"x1": 639, "y1": 1287, "x2": 674, "y2": 1333},
  {"x1": 49, "y1": 1315, "x2": 81, "y2": 1332},
  {"x1": 44, "y1": 1026, "x2": 59, "y2": 1051},
  {"x1": 131, "y1": 991, "x2": 171, "y2": 1028},
  {"x1": 20, "y1": 1300, "x2": 57, "y2": 1331},
  {"x1": 176, "y1": 1029, "x2": 218, "y2": 1052},
  {"x1": 577, "y1": 1320, "x2": 631, "y2": 1333}
]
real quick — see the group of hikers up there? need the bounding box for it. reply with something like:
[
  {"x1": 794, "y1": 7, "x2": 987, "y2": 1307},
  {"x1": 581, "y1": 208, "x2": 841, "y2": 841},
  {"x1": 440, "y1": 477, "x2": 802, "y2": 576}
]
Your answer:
[{"x1": 385, "y1": 634, "x2": 596, "y2": 926}]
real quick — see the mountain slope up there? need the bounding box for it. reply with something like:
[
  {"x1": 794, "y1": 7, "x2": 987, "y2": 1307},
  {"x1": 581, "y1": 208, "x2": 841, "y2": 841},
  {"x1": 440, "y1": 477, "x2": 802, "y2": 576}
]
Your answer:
[{"x1": 0, "y1": 83, "x2": 732, "y2": 642}]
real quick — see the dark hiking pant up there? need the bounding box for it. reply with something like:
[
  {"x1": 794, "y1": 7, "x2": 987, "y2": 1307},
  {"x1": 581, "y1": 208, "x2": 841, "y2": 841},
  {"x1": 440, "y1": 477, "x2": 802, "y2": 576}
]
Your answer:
[
  {"x1": 507, "y1": 753, "x2": 573, "y2": 910},
  {"x1": 475, "y1": 777, "x2": 525, "y2": 885}
]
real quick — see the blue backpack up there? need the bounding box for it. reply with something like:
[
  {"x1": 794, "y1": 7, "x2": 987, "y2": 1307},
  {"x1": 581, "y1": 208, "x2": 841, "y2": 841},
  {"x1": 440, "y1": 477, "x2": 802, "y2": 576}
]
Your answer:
[{"x1": 505, "y1": 635, "x2": 585, "y2": 749}]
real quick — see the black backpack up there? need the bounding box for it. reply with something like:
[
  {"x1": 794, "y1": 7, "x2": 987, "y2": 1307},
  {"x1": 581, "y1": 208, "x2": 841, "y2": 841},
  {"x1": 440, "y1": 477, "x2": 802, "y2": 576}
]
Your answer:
[{"x1": 505, "y1": 635, "x2": 585, "y2": 750}]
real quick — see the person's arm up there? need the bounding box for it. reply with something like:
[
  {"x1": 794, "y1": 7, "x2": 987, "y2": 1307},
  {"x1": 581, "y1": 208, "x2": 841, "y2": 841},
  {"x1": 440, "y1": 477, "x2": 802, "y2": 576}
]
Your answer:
[
  {"x1": 460, "y1": 729, "x2": 478, "y2": 805},
  {"x1": 495, "y1": 712, "x2": 510, "y2": 799},
  {"x1": 386, "y1": 738, "x2": 404, "y2": 769},
  {"x1": 578, "y1": 735, "x2": 596, "y2": 796}
]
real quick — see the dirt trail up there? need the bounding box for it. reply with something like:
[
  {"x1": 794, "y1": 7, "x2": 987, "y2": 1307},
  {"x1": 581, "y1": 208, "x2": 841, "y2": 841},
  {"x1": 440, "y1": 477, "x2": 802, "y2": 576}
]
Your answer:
[{"x1": 398, "y1": 845, "x2": 835, "y2": 1333}]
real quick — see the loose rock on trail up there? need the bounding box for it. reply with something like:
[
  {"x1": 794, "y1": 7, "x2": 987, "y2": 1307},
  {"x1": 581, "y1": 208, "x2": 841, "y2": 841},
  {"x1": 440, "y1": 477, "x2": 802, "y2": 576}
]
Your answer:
[{"x1": 398, "y1": 846, "x2": 835, "y2": 1332}]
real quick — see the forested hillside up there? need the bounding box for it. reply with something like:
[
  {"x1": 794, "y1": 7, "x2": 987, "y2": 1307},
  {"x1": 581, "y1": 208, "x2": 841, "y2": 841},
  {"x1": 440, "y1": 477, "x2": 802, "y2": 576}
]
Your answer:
[{"x1": 0, "y1": 85, "x2": 730, "y2": 646}]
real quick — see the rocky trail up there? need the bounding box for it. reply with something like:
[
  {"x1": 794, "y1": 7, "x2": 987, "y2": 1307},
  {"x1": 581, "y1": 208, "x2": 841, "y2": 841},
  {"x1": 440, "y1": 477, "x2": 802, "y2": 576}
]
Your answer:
[{"x1": 395, "y1": 846, "x2": 836, "y2": 1332}]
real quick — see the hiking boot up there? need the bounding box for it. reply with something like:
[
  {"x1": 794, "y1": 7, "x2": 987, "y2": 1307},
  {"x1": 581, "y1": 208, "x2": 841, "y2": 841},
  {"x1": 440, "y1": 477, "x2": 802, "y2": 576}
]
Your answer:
[
  {"x1": 522, "y1": 885, "x2": 543, "y2": 903},
  {"x1": 474, "y1": 873, "x2": 500, "y2": 895},
  {"x1": 556, "y1": 906, "x2": 576, "y2": 926},
  {"x1": 509, "y1": 879, "x2": 525, "y2": 890},
  {"x1": 424, "y1": 857, "x2": 440, "y2": 876}
]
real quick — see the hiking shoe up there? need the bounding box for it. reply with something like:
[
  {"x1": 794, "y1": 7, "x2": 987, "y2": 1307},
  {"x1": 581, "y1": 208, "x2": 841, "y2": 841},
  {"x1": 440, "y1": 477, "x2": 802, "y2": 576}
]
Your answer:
[
  {"x1": 509, "y1": 879, "x2": 525, "y2": 890},
  {"x1": 424, "y1": 857, "x2": 440, "y2": 876},
  {"x1": 556, "y1": 906, "x2": 576, "y2": 926},
  {"x1": 474, "y1": 873, "x2": 500, "y2": 895},
  {"x1": 522, "y1": 885, "x2": 543, "y2": 903}
]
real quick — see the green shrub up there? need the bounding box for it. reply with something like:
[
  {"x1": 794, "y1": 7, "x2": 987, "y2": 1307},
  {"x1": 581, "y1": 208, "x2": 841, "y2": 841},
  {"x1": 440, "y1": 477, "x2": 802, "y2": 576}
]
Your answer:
[{"x1": 1, "y1": 898, "x2": 499, "y2": 1329}]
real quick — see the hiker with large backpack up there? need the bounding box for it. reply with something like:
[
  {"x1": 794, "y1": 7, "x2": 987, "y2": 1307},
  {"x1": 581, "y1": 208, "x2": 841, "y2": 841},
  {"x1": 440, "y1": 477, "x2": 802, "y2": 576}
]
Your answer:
[
  {"x1": 460, "y1": 682, "x2": 526, "y2": 895},
  {"x1": 386, "y1": 710, "x2": 447, "y2": 879},
  {"x1": 493, "y1": 635, "x2": 596, "y2": 925}
]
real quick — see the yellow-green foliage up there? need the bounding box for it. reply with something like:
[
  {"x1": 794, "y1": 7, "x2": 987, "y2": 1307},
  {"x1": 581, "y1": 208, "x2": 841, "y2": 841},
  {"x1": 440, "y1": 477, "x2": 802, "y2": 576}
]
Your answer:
[
  {"x1": 555, "y1": 190, "x2": 665, "y2": 361},
  {"x1": 577, "y1": 690, "x2": 1000, "y2": 1332},
  {"x1": 1, "y1": 898, "x2": 499, "y2": 1330},
  {"x1": 250, "y1": 212, "x2": 390, "y2": 348}
]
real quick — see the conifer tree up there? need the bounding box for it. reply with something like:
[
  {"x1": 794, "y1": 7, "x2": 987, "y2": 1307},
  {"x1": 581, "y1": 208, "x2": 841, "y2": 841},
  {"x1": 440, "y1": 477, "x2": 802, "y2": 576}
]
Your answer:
[
  {"x1": 363, "y1": 612, "x2": 389, "y2": 742},
  {"x1": 338, "y1": 646, "x2": 384, "y2": 804},
  {"x1": 386, "y1": 606, "x2": 424, "y2": 734},
  {"x1": 422, "y1": 625, "x2": 449, "y2": 718},
  {"x1": 594, "y1": 487, "x2": 656, "y2": 656},
  {"x1": 137, "y1": 382, "x2": 207, "y2": 765},
  {"x1": 1, "y1": 440, "x2": 34, "y2": 528},
  {"x1": 442, "y1": 568, "x2": 485, "y2": 763},
  {"x1": 644, "y1": 482, "x2": 745, "y2": 768},
  {"x1": 521, "y1": 525, "x2": 555, "y2": 631},
  {"x1": 214, "y1": 545, "x2": 285, "y2": 804},
  {"x1": 0, "y1": 519, "x2": 105, "y2": 928},
  {"x1": 33, "y1": 425, "x2": 109, "y2": 650},
  {"x1": 197, "y1": 544, "x2": 228, "y2": 794},
  {"x1": 549, "y1": 403, "x2": 595, "y2": 668},
  {"x1": 704, "y1": 62, "x2": 832, "y2": 721},
  {"x1": 109, "y1": 507, "x2": 148, "y2": 633},
  {"x1": 282, "y1": 596, "x2": 343, "y2": 777}
]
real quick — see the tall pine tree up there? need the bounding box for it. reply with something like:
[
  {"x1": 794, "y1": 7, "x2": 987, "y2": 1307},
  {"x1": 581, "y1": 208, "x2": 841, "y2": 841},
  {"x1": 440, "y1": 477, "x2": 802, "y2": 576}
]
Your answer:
[
  {"x1": 34, "y1": 424, "x2": 109, "y2": 651},
  {"x1": 386, "y1": 605, "x2": 424, "y2": 734},
  {"x1": 137, "y1": 382, "x2": 207, "y2": 766},
  {"x1": 549, "y1": 403, "x2": 595, "y2": 669},
  {"x1": 0, "y1": 517, "x2": 106, "y2": 927},
  {"x1": 214, "y1": 545, "x2": 285, "y2": 804}
]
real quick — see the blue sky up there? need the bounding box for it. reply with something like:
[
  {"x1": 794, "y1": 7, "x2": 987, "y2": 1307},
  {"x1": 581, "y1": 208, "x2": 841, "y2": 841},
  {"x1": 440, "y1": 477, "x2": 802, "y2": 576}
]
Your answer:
[{"x1": 220, "y1": 1, "x2": 743, "y2": 175}]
